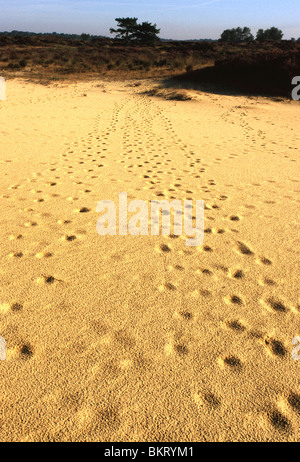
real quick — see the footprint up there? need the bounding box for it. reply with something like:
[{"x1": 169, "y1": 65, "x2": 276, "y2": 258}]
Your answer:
[
  {"x1": 159, "y1": 244, "x2": 171, "y2": 253},
  {"x1": 265, "y1": 298, "x2": 288, "y2": 313},
  {"x1": 226, "y1": 320, "x2": 246, "y2": 332},
  {"x1": 202, "y1": 392, "x2": 221, "y2": 409},
  {"x1": 58, "y1": 220, "x2": 72, "y2": 225},
  {"x1": 231, "y1": 269, "x2": 244, "y2": 279},
  {"x1": 0, "y1": 302, "x2": 23, "y2": 313},
  {"x1": 76, "y1": 207, "x2": 91, "y2": 213},
  {"x1": 203, "y1": 245, "x2": 213, "y2": 252},
  {"x1": 11, "y1": 303, "x2": 23, "y2": 312},
  {"x1": 264, "y1": 337, "x2": 286, "y2": 357},
  {"x1": 225, "y1": 295, "x2": 243, "y2": 305},
  {"x1": 35, "y1": 251, "x2": 53, "y2": 258},
  {"x1": 9, "y1": 251, "x2": 23, "y2": 258},
  {"x1": 174, "y1": 343, "x2": 189, "y2": 356},
  {"x1": 9, "y1": 234, "x2": 23, "y2": 240},
  {"x1": 37, "y1": 275, "x2": 60, "y2": 285},
  {"x1": 63, "y1": 235, "x2": 77, "y2": 242},
  {"x1": 164, "y1": 282, "x2": 176, "y2": 291},
  {"x1": 175, "y1": 310, "x2": 193, "y2": 321},
  {"x1": 287, "y1": 392, "x2": 300, "y2": 415},
  {"x1": 20, "y1": 343, "x2": 34, "y2": 359},
  {"x1": 201, "y1": 269, "x2": 213, "y2": 275},
  {"x1": 114, "y1": 329, "x2": 136, "y2": 349},
  {"x1": 269, "y1": 410, "x2": 290, "y2": 433},
  {"x1": 236, "y1": 241, "x2": 253, "y2": 256},
  {"x1": 260, "y1": 277, "x2": 276, "y2": 286},
  {"x1": 257, "y1": 256, "x2": 272, "y2": 266},
  {"x1": 220, "y1": 355, "x2": 243, "y2": 370},
  {"x1": 95, "y1": 405, "x2": 120, "y2": 431}
]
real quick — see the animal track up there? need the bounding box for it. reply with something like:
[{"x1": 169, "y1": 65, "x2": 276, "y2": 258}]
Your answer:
[
  {"x1": 63, "y1": 235, "x2": 77, "y2": 242},
  {"x1": 226, "y1": 320, "x2": 246, "y2": 332},
  {"x1": 9, "y1": 251, "x2": 23, "y2": 258},
  {"x1": 265, "y1": 298, "x2": 288, "y2": 313},
  {"x1": 203, "y1": 245, "x2": 213, "y2": 252},
  {"x1": 269, "y1": 410, "x2": 290, "y2": 433},
  {"x1": 236, "y1": 241, "x2": 253, "y2": 255},
  {"x1": 175, "y1": 310, "x2": 193, "y2": 321},
  {"x1": 0, "y1": 302, "x2": 23, "y2": 313},
  {"x1": 11, "y1": 303, "x2": 23, "y2": 312},
  {"x1": 159, "y1": 244, "x2": 171, "y2": 253},
  {"x1": 174, "y1": 343, "x2": 189, "y2": 356},
  {"x1": 37, "y1": 275, "x2": 61, "y2": 285},
  {"x1": 76, "y1": 207, "x2": 91, "y2": 213},
  {"x1": 225, "y1": 295, "x2": 243, "y2": 305},
  {"x1": 264, "y1": 337, "x2": 286, "y2": 357},
  {"x1": 257, "y1": 257, "x2": 272, "y2": 266},
  {"x1": 287, "y1": 392, "x2": 300, "y2": 415},
  {"x1": 164, "y1": 282, "x2": 176, "y2": 291},
  {"x1": 202, "y1": 392, "x2": 221, "y2": 409},
  {"x1": 232, "y1": 269, "x2": 244, "y2": 279},
  {"x1": 9, "y1": 234, "x2": 23, "y2": 240},
  {"x1": 35, "y1": 251, "x2": 52, "y2": 258},
  {"x1": 20, "y1": 343, "x2": 34, "y2": 359},
  {"x1": 221, "y1": 355, "x2": 243, "y2": 370}
]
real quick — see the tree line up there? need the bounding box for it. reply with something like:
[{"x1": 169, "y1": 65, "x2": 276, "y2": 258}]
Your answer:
[
  {"x1": 1, "y1": 21, "x2": 298, "y2": 45},
  {"x1": 110, "y1": 19, "x2": 300, "y2": 45},
  {"x1": 219, "y1": 26, "x2": 290, "y2": 43}
]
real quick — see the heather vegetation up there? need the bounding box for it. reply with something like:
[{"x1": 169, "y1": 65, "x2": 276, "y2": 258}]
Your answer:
[{"x1": 0, "y1": 25, "x2": 299, "y2": 97}]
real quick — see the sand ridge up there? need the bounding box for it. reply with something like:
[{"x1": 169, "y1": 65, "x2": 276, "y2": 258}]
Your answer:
[{"x1": 0, "y1": 79, "x2": 299, "y2": 441}]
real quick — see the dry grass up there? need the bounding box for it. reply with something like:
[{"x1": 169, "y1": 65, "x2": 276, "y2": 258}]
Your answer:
[{"x1": 1, "y1": 35, "x2": 299, "y2": 95}]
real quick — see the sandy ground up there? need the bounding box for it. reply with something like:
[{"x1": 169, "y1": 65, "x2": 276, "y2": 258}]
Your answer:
[{"x1": 0, "y1": 79, "x2": 299, "y2": 442}]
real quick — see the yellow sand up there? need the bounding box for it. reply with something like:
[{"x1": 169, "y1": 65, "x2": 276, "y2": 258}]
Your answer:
[{"x1": 0, "y1": 79, "x2": 299, "y2": 442}]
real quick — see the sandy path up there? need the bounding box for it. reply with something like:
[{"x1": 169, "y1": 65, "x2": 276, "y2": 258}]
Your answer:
[{"x1": 0, "y1": 79, "x2": 299, "y2": 441}]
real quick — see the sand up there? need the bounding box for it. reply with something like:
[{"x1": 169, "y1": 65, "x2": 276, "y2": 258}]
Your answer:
[{"x1": 0, "y1": 78, "x2": 299, "y2": 442}]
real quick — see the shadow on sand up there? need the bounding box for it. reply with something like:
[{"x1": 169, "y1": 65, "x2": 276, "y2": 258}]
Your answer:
[{"x1": 162, "y1": 52, "x2": 300, "y2": 99}]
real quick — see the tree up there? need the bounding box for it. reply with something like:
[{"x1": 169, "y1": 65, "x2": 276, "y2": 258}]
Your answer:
[
  {"x1": 220, "y1": 29, "x2": 235, "y2": 42},
  {"x1": 134, "y1": 21, "x2": 160, "y2": 45},
  {"x1": 110, "y1": 17, "x2": 160, "y2": 45},
  {"x1": 256, "y1": 27, "x2": 283, "y2": 42},
  {"x1": 220, "y1": 27, "x2": 254, "y2": 43},
  {"x1": 240, "y1": 27, "x2": 254, "y2": 42},
  {"x1": 81, "y1": 33, "x2": 90, "y2": 41},
  {"x1": 110, "y1": 17, "x2": 138, "y2": 43}
]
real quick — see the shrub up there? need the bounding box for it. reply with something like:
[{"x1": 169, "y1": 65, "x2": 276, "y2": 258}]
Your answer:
[{"x1": 186, "y1": 64, "x2": 193, "y2": 72}]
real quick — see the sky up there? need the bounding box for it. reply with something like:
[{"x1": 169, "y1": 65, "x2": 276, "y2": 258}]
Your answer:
[{"x1": 0, "y1": 0, "x2": 299, "y2": 40}]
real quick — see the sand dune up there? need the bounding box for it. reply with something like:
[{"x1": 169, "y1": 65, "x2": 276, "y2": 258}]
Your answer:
[{"x1": 0, "y1": 79, "x2": 299, "y2": 442}]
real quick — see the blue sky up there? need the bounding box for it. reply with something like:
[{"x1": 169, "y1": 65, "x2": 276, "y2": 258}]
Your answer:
[{"x1": 1, "y1": 0, "x2": 299, "y2": 39}]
